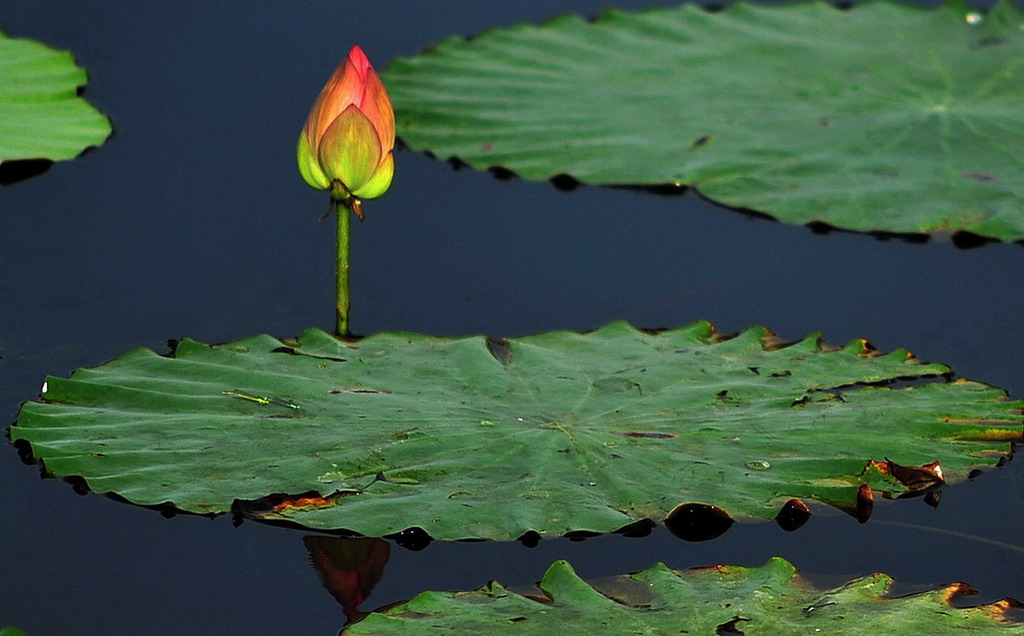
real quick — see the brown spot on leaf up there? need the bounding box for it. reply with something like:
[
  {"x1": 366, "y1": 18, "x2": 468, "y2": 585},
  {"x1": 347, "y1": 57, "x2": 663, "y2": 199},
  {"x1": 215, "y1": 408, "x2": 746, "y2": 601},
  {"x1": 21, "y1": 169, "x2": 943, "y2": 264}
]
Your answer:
[
  {"x1": 855, "y1": 338, "x2": 878, "y2": 355},
  {"x1": 610, "y1": 431, "x2": 677, "y2": 439},
  {"x1": 268, "y1": 493, "x2": 341, "y2": 514},
  {"x1": 870, "y1": 457, "x2": 945, "y2": 491},
  {"x1": 982, "y1": 597, "x2": 1024, "y2": 621},
  {"x1": 942, "y1": 417, "x2": 1019, "y2": 425},
  {"x1": 940, "y1": 581, "x2": 978, "y2": 604},
  {"x1": 953, "y1": 429, "x2": 1023, "y2": 442},
  {"x1": 690, "y1": 134, "x2": 712, "y2": 149},
  {"x1": 761, "y1": 333, "x2": 792, "y2": 351},
  {"x1": 963, "y1": 171, "x2": 997, "y2": 183},
  {"x1": 235, "y1": 490, "x2": 352, "y2": 522}
]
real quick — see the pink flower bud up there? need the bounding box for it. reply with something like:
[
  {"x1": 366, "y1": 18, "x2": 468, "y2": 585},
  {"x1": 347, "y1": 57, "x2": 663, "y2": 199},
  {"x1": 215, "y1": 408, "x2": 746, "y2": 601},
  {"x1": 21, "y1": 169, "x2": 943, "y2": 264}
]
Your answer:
[{"x1": 298, "y1": 45, "x2": 395, "y2": 206}]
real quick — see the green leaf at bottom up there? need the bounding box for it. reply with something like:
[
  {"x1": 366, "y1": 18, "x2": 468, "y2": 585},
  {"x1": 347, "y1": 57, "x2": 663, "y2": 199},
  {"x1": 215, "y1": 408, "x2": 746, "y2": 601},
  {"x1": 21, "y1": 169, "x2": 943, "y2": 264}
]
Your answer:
[{"x1": 346, "y1": 558, "x2": 1024, "y2": 634}]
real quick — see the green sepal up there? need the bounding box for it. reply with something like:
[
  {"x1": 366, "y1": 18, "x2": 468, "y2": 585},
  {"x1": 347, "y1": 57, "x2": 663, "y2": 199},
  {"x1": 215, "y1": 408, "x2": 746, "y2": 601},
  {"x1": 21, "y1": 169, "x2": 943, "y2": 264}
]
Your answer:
[{"x1": 297, "y1": 133, "x2": 330, "y2": 190}]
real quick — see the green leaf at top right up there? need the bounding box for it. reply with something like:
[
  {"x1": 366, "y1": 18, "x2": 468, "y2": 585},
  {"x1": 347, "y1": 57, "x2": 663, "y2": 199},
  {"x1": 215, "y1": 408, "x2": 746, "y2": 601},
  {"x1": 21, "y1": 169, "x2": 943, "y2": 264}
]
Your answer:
[{"x1": 383, "y1": 0, "x2": 1024, "y2": 242}]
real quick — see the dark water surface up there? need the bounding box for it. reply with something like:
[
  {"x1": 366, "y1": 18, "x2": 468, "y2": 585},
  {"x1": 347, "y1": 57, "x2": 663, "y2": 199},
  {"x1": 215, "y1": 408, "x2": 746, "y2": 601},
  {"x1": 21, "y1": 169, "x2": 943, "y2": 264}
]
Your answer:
[{"x1": 2, "y1": 2, "x2": 1022, "y2": 634}]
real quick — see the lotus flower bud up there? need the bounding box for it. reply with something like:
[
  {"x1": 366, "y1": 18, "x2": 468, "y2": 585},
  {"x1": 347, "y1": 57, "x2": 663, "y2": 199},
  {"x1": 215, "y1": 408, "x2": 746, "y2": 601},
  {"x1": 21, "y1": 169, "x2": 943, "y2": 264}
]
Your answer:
[{"x1": 298, "y1": 45, "x2": 395, "y2": 217}]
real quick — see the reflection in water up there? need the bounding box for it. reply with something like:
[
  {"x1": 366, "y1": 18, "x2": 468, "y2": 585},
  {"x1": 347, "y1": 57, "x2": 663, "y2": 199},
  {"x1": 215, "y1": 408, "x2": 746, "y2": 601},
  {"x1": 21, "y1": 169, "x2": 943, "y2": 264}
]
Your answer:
[
  {"x1": 385, "y1": 526, "x2": 433, "y2": 551},
  {"x1": 855, "y1": 483, "x2": 874, "y2": 524},
  {"x1": 664, "y1": 503, "x2": 734, "y2": 541},
  {"x1": 0, "y1": 158, "x2": 53, "y2": 186},
  {"x1": 304, "y1": 536, "x2": 390, "y2": 624},
  {"x1": 775, "y1": 498, "x2": 811, "y2": 532}
]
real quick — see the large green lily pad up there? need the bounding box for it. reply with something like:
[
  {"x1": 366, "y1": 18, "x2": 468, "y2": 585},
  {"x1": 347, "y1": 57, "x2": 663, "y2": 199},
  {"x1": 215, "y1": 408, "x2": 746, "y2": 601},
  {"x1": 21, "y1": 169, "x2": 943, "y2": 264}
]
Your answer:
[
  {"x1": 12, "y1": 322, "x2": 1021, "y2": 540},
  {"x1": 383, "y1": 0, "x2": 1024, "y2": 241},
  {"x1": 345, "y1": 557, "x2": 1024, "y2": 634},
  {"x1": 0, "y1": 29, "x2": 111, "y2": 162}
]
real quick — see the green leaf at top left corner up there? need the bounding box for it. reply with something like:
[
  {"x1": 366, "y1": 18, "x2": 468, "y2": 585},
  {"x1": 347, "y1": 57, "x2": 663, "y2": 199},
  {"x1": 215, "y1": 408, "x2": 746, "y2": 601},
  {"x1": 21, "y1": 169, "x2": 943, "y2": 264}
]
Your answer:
[{"x1": 0, "y1": 28, "x2": 111, "y2": 164}]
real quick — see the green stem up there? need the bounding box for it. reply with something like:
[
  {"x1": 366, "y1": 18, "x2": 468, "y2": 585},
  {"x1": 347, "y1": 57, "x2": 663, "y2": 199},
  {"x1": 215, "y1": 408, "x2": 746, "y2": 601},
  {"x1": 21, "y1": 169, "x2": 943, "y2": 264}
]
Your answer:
[{"x1": 336, "y1": 201, "x2": 351, "y2": 337}]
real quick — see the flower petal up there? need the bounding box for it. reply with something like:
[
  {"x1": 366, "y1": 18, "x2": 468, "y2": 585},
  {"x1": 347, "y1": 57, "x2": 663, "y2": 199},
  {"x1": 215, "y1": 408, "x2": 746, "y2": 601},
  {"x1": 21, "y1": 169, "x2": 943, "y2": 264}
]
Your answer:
[
  {"x1": 307, "y1": 50, "x2": 367, "y2": 145},
  {"x1": 317, "y1": 104, "x2": 382, "y2": 194},
  {"x1": 359, "y1": 70, "x2": 395, "y2": 153},
  {"x1": 352, "y1": 151, "x2": 394, "y2": 200},
  {"x1": 345, "y1": 45, "x2": 371, "y2": 81},
  {"x1": 297, "y1": 132, "x2": 330, "y2": 190}
]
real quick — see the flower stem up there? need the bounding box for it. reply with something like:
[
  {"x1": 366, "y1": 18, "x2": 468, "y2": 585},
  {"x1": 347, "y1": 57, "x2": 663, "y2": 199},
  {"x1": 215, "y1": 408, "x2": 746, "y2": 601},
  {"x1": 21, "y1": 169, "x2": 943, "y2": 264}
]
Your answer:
[{"x1": 336, "y1": 201, "x2": 351, "y2": 337}]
